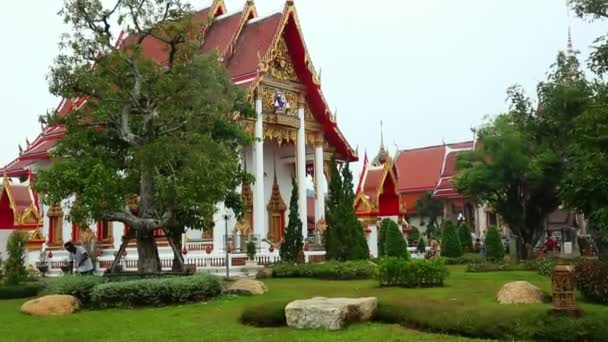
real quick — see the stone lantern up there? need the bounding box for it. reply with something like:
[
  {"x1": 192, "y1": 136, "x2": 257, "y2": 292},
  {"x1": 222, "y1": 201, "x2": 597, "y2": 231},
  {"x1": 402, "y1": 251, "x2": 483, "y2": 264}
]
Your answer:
[{"x1": 551, "y1": 265, "x2": 578, "y2": 314}]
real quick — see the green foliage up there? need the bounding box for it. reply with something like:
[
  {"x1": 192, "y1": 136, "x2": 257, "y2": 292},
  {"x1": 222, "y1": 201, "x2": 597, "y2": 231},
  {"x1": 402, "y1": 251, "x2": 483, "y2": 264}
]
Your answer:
[
  {"x1": 280, "y1": 178, "x2": 303, "y2": 263},
  {"x1": 465, "y1": 261, "x2": 515, "y2": 273},
  {"x1": 375, "y1": 302, "x2": 608, "y2": 341},
  {"x1": 458, "y1": 223, "x2": 473, "y2": 252},
  {"x1": 47, "y1": 275, "x2": 105, "y2": 305},
  {"x1": 0, "y1": 285, "x2": 40, "y2": 299},
  {"x1": 383, "y1": 219, "x2": 410, "y2": 258},
  {"x1": 325, "y1": 159, "x2": 369, "y2": 260},
  {"x1": 440, "y1": 220, "x2": 463, "y2": 258},
  {"x1": 575, "y1": 259, "x2": 608, "y2": 304},
  {"x1": 445, "y1": 253, "x2": 483, "y2": 265},
  {"x1": 524, "y1": 257, "x2": 556, "y2": 277},
  {"x1": 407, "y1": 226, "x2": 420, "y2": 244},
  {"x1": 36, "y1": 0, "x2": 254, "y2": 272},
  {"x1": 417, "y1": 237, "x2": 426, "y2": 254},
  {"x1": 485, "y1": 226, "x2": 505, "y2": 262},
  {"x1": 414, "y1": 192, "x2": 443, "y2": 239},
  {"x1": 90, "y1": 274, "x2": 222, "y2": 308},
  {"x1": 271, "y1": 261, "x2": 377, "y2": 280},
  {"x1": 240, "y1": 301, "x2": 288, "y2": 327},
  {"x1": 377, "y1": 257, "x2": 448, "y2": 287},
  {"x1": 378, "y1": 219, "x2": 389, "y2": 257},
  {"x1": 3, "y1": 231, "x2": 27, "y2": 286},
  {"x1": 246, "y1": 241, "x2": 256, "y2": 261}
]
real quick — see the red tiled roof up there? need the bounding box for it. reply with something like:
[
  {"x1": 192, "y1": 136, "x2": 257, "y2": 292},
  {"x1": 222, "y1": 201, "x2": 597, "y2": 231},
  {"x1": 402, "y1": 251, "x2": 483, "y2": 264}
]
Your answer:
[
  {"x1": 201, "y1": 12, "x2": 244, "y2": 57},
  {"x1": 227, "y1": 13, "x2": 282, "y2": 78},
  {"x1": 395, "y1": 145, "x2": 445, "y2": 193},
  {"x1": 362, "y1": 167, "x2": 383, "y2": 200}
]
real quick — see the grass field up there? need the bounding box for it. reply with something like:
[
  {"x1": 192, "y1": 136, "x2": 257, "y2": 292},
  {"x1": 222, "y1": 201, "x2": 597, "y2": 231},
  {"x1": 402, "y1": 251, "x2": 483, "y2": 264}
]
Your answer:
[{"x1": 0, "y1": 266, "x2": 605, "y2": 342}]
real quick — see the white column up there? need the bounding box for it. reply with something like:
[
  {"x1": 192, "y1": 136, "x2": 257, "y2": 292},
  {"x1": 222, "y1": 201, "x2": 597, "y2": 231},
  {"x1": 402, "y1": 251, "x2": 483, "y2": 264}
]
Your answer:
[
  {"x1": 213, "y1": 203, "x2": 224, "y2": 253},
  {"x1": 368, "y1": 224, "x2": 378, "y2": 258},
  {"x1": 297, "y1": 105, "x2": 307, "y2": 239},
  {"x1": 253, "y1": 96, "x2": 266, "y2": 242},
  {"x1": 314, "y1": 144, "x2": 325, "y2": 222}
]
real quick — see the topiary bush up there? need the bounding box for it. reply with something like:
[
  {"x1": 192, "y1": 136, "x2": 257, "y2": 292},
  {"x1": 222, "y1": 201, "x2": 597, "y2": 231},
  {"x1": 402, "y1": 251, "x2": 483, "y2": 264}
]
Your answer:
[
  {"x1": 377, "y1": 257, "x2": 448, "y2": 287},
  {"x1": 458, "y1": 223, "x2": 474, "y2": 252},
  {"x1": 3, "y1": 231, "x2": 27, "y2": 286},
  {"x1": 440, "y1": 220, "x2": 463, "y2": 258},
  {"x1": 485, "y1": 225, "x2": 505, "y2": 262},
  {"x1": 240, "y1": 301, "x2": 288, "y2": 327},
  {"x1": 47, "y1": 275, "x2": 105, "y2": 305},
  {"x1": 90, "y1": 274, "x2": 222, "y2": 308},
  {"x1": 383, "y1": 220, "x2": 410, "y2": 258},
  {"x1": 0, "y1": 285, "x2": 41, "y2": 299},
  {"x1": 575, "y1": 259, "x2": 608, "y2": 304},
  {"x1": 271, "y1": 260, "x2": 377, "y2": 280},
  {"x1": 378, "y1": 219, "x2": 391, "y2": 257}
]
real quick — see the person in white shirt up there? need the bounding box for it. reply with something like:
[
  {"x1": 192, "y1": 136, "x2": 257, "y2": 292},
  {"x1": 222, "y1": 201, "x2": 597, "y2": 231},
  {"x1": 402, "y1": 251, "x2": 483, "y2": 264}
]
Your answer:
[{"x1": 64, "y1": 241, "x2": 95, "y2": 275}]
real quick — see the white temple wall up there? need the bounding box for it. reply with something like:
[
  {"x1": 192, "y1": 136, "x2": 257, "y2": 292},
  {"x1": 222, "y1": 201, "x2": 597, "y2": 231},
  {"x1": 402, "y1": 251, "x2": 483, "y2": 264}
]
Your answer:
[
  {"x1": 262, "y1": 141, "x2": 297, "y2": 231},
  {"x1": 367, "y1": 224, "x2": 378, "y2": 258},
  {"x1": 0, "y1": 230, "x2": 9, "y2": 257}
]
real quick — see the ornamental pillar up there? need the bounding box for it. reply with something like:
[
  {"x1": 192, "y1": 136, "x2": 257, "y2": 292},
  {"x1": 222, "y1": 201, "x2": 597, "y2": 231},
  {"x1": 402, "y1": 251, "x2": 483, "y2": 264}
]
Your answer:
[
  {"x1": 297, "y1": 104, "x2": 307, "y2": 239},
  {"x1": 253, "y1": 95, "x2": 266, "y2": 242},
  {"x1": 314, "y1": 144, "x2": 325, "y2": 221}
]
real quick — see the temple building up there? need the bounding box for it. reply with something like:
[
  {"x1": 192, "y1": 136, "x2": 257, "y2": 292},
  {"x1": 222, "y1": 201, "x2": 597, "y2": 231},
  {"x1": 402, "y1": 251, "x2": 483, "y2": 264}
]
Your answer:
[
  {"x1": 355, "y1": 140, "x2": 498, "y2": 257},
  {"x1": 0, "y1": 0, "x2": 355, "y2": 273}
]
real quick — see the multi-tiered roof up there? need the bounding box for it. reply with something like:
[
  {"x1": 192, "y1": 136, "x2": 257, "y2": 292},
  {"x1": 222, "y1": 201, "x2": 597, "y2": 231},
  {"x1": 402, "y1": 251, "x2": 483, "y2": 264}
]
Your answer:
[{"x1": 1, "y1": 0, "x2": 356, "y2": 178}]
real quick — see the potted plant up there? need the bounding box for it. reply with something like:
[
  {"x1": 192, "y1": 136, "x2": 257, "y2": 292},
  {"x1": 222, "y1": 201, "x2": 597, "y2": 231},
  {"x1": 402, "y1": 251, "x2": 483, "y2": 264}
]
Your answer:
[
  {"x1": 37, "y1": 250, "x2": 49, "y2": 277},
  {"x1": 244, "y1": 240, "x2": 259, "y2": 277},
  {"x1": 60, "y1": 258, "x2": 72, "y2": 274}
]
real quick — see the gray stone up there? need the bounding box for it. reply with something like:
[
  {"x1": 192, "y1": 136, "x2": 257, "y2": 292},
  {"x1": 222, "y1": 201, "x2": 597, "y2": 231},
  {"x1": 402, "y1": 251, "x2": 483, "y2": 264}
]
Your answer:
[{"x1": 285, "y1": 297, "x2": 377, "y2": 330}]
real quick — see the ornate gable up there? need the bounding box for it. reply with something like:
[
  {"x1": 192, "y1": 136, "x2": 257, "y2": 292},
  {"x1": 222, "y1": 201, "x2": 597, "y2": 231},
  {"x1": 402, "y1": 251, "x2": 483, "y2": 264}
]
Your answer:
[{"x1": 268, "y1": 38, "x2": 298, "y2": 83}]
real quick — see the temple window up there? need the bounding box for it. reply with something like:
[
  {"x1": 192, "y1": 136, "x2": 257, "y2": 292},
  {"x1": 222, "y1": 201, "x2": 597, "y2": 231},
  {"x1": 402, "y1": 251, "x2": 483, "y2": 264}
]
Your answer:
[
  {"x1": 71, "y1": 223, "x2": 81, "y2": 242},
  {"x1": 267, "y1": 173, "x2": 286, "y2": 242},
  {"x1": 487, "y1": 212, "x2": 498, "y2": 227},
  {"x1": 47, "y1": 203, "x2": 64, "y2": 249}
]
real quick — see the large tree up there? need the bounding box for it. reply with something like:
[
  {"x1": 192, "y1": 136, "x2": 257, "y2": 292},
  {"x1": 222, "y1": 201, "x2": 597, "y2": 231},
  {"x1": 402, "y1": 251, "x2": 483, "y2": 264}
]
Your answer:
[
  {"x1": 560, "y1": 0, "x2": 608, "y2": 257},
  {"x1": 414, "y1": 191, "x2": 443, "y2": 240},
  {"x1": 35, "y1": 0, "x2": 253, "y2": 272}
]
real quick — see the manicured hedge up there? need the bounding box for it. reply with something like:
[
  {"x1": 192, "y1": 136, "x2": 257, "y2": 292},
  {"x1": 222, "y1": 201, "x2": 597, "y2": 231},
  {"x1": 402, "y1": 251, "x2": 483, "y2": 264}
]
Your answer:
[
  {"x1": 377, "y1": 257, "x2": 448, "y2": 287},
  {"x1": 375, "y1": 303, "x2": 608, "y2": 341},
  {"x1": 90, "y1": 274, "x2": 222, "y2": 308},
  {"x1": 0, "y1": 285, "x2": 40, "y2": 299},
  {"x1": 575, "y1": 259, "x2": 608, "y2": 304},
  {"x1": 445, "y1": 253, "x2": 483, "y2": 265},
  {"x1": 485, "y1": 226, "x2": 505, "y2": 261},
  {"x1": 240, "y1": 301, "x2": 288, "y2": 327},
  {"x1": 47, "y1": 275, "x2": 105, "y2": 304},
  {"x1": 271, "y1": 261, "x2": 377, "y2": 280},
  {"x1": 441, "y1": 220, "x2": 463, "y2": 258}
]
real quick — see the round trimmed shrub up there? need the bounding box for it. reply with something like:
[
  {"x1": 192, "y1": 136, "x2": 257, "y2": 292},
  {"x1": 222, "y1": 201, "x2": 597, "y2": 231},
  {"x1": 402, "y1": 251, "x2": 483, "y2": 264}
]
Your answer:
[
  {"x1": 383, "y1": 220, "x2": 410, "y2": 259},
  {"x1": 417, "y1": 237, "x2": 426, "y2": 254},
  {"x1": 458, "y1": 223, "x2": 474, "y2": 252},
  {"x1": 47, "y1": 275, "x2": 105, "y2": 305},
  {"x1": 485, "y1": 225, "x2": 505, "y2": 261},
  {"x1": 440, "y1": 220, "x2": 463, "y2": 258},
  {"x1": 0, "y1": 285, "x2": 40, "y2": 299}
]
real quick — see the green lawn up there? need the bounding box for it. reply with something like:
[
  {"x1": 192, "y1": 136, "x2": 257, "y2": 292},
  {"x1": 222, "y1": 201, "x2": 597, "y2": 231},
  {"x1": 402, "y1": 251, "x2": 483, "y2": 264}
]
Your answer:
[{"x1": 0, "y1": 266, "x2": 605, "y2": 342}]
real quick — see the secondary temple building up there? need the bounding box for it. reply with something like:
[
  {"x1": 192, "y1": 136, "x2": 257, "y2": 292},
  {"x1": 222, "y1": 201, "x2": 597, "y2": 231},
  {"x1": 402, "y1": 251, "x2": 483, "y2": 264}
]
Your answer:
[
  {"x1": 355, "y1": 140, "x2": 502, "y2": 257},
  {"x1": 0, "y1": 0, "x2": 355, "y2": 273}
]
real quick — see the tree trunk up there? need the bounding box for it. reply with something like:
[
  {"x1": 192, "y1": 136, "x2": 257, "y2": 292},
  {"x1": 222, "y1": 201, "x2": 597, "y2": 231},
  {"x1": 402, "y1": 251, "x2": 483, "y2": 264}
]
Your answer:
[
  {"x1": 136, "y1": 229, "x2": 161, "y2": 273},
  {"x1": 165, "y1": 227, "x2": 185, "y2": 272}
]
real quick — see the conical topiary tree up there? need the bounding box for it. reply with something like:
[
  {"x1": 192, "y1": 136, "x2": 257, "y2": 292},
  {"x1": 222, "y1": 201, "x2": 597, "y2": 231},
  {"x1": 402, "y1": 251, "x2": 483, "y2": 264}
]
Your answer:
[
  {"x1": 458, "y1": 223, "x2": 474, "y2": 253},
  {"x1": 378, "y1": 218, "x2": 391, "y2": 257},
  {"x1": 325, "y1": 158, "x2": 369, "y2": 261},
  {"x1": 441, "y1": 220, "x2": 464, "y2": 258},
  {"x1": 485, "y1": 225, "x2": 505, "y2": 261},
  {"x1": 383, "y1": 219, "x2": 410, "y2": 259},
  {"x1": 280, "y1": 178, "x2": 303, "y2": 263},
  {"x1": 3, "y1": 231, "x2": 27, "y2": 286}
]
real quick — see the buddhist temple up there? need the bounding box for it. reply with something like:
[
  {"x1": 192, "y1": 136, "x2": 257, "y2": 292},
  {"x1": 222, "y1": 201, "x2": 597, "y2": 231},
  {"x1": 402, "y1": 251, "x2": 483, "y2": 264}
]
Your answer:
[{"x1": 0, "y1": 0, "x2": 355, "y2": 273}]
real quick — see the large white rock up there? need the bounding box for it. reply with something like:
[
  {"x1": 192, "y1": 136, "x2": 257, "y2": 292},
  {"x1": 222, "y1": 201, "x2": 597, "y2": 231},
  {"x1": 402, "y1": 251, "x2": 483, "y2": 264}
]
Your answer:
[
  {"x1": 497, "y1": 281, "x2": 545, "y2": 304},
  {"x1": 285, "y1": 297, "x2": 377, "y2": 330}
]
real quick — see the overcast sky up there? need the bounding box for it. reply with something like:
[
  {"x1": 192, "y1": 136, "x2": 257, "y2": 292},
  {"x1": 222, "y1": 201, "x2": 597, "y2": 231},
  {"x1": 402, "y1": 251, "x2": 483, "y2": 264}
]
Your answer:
[{"x1": 1, "y1": 0, "x2": 606, "y2": 175}]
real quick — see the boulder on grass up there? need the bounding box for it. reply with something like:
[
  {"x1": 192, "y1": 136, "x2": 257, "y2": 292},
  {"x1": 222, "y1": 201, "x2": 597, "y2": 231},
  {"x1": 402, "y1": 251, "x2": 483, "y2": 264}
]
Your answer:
[
  {"x1": 255, "y1": 267, "x2": 273, "y2": 279},
  {"x1": 285, "y1": 297, "x2": 377, "y2": 330},
  {"x1": 21, "y1": 295, "x2": 81, "y2": 316},
  {"x1": 225, "y1": 279, "x2": 268, "y2": 295},
  {"x1": 497, "y1": 281, "x2": 544, "y2": 304}
]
